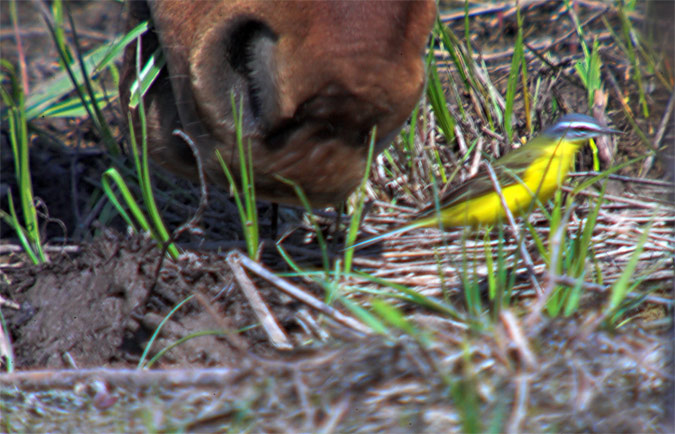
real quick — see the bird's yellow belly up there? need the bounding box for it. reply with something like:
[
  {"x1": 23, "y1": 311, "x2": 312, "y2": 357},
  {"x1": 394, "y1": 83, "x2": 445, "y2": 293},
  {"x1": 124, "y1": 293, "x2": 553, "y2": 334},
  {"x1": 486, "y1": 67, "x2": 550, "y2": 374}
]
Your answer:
[
  {"x1": 439, "y1": 150, "x2": 576, "y2": 227},
  {"x1": 439, "y1": 183, "x2": 539, "y2": 227}
]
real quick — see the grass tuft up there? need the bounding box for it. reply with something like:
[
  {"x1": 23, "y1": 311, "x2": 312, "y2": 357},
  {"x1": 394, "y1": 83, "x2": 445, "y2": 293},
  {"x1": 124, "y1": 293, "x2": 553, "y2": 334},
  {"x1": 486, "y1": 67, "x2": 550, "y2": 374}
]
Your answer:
[{"x1": 216, "y1": 96, "x2": 260, "y2": 260}]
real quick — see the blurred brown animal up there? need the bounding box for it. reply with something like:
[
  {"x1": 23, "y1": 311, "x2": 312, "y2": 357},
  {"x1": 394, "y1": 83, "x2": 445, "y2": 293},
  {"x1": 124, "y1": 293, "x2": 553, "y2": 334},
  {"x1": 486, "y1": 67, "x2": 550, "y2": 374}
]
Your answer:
[{"x1": 120, "y1": 0, "x2": 436, "y2": 206}]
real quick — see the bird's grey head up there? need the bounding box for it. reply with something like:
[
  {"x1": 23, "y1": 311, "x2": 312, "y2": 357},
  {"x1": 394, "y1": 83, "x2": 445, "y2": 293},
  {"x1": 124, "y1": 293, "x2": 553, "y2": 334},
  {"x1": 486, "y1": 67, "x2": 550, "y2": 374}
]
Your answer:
[{"x1": 544, "y1": 113, "x2": 619, "y2": 141}]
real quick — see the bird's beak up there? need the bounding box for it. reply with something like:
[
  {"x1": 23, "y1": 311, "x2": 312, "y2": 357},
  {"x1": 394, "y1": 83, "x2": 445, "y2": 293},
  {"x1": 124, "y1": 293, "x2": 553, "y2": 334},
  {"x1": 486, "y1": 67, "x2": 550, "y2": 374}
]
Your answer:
[{"x1": 598, "y1": 125, "x2": 621, "y2": 135}]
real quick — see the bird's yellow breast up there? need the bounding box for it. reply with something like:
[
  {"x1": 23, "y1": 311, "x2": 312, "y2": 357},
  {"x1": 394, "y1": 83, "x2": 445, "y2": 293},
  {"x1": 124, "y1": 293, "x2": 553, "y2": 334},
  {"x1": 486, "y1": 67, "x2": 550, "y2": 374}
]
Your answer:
[
  {"x1": 521, "y1": 139, "x2": 581, "y2": 202},
  {"x1": 433, "y1": 139, "x2": 582, "y2": 228}
]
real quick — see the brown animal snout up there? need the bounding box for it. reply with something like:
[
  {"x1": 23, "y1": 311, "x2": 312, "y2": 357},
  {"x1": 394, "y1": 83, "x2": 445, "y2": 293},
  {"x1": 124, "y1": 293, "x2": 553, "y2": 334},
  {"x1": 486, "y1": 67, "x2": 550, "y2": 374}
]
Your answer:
[{"x1": 120, "y1": 0, "x2": 436, "y2": 206}]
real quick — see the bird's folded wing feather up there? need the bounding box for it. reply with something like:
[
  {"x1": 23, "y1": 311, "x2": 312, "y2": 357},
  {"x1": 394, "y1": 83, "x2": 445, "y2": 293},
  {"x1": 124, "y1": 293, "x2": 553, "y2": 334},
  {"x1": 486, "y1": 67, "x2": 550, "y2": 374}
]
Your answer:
[{"x1": 416, "y1": 144, "x2": 541, "y2": 217}]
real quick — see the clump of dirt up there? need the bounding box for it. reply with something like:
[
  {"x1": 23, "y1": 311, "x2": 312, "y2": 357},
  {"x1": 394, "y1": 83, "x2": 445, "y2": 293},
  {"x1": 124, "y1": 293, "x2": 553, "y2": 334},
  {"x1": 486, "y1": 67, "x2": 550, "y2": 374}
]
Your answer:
[{"x1": 2, "y1": 233, "x2": 291, "y2": 370}]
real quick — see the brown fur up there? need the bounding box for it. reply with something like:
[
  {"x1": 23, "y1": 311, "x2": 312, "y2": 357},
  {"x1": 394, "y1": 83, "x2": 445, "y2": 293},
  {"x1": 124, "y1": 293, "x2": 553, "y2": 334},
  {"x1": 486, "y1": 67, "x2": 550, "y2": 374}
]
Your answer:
[{"x1": 120, "y1": 0, "x2": 436, "y2": 206}]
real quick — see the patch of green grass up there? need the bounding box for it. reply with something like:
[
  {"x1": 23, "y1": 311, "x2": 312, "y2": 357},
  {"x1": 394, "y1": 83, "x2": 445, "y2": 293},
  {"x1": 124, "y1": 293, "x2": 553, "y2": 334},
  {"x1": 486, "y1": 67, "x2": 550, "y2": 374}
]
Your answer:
[
  {"x1": 2, "y1": 1, "x2": 170, "y2": 261},
  {"x1": 23, "y1": 20, "x2": 147, "y2": 120},
  {"x1": 570, "y1": 4, "x2": 604, "y2": 112},
  {"x1": 427, "y1": 29, "x2": 456, "y2": 145},
  {"x1": 103, "y1": 34, "x2": 180, "y2": 260},
  {"x1": 39, "y1": 0, "x2": 119, "y2": 154},
  {"x1": 604, "y1": 217, "x2": 654, "y2": 327},
  {"x1": 1, "y1": 43, "x2": 46, "y2": 264},
  {"x1": 216, "y1": 96, "x2": 260, "y2": 260}
]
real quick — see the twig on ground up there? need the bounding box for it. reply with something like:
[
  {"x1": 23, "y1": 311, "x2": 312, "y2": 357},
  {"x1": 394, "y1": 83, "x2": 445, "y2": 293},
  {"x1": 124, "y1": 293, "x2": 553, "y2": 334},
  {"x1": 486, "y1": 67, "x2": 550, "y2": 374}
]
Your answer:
[
  {"x1": 500, "y1": 310, "x2": 537, "y2": 370},
  {"x1": 226, "y1": 251, "x2": 293, "y2": 350},
  {"x1": 642, "y1": 89, "x2": 675, "y2": 176},
  {"x1": 228, "y1": 251, "x2": 372, "y2": 335},
  {"x1": 507, "y1": 374, "x2": 532, "y2": 434}
]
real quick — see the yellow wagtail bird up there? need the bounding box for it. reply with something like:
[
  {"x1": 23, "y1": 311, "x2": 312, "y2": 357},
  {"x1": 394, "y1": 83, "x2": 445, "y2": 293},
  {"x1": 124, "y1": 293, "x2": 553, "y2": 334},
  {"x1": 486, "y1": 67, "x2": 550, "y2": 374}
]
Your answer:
[{"x1": 349, "y1": 113, "x2": 619, "y2": 250}]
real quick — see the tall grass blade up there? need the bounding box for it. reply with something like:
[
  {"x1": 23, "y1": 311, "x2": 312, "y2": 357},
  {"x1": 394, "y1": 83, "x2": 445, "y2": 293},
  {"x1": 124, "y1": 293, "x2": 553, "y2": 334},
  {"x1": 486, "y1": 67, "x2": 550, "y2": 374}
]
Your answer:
[
  {"x1": 426, "y1": 44, "x2": 456, "y2": 143},
  {"x1": 216, "y1": 96, "x2": 259, "y2": 259},
  {"x1": 504, "y1": 4, "x2": 524, "y2": 142},
  {"x1": 1, "y1": 59, "x2": 46, "y2": 263},
  {"x1": 344, "y1": 127, "x2": 377, "y2": 274},
  {"x1": 606, "y1": 219, "x2": 654, "y2": 314}
]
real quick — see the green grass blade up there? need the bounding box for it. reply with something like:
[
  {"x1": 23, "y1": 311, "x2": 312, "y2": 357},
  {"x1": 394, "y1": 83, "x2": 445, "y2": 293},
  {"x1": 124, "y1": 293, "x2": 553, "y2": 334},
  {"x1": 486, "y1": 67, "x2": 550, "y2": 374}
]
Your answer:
[
  {"x1": 277, "y1": 175, "x2": 330, "y2": 273},
  {"x1": 370, "y1": 298, "x2": 427, "y2": 344},
  {"x1": 343, "y1": 127, "x2": 377, "y2": 274},
  {"x1": 606, "y1": 219, "x2": 654, "y2": 313},
  {"x1": 338, "y1": 297, "x2": 389, "y2": 336},
  {"x1": 2, "y1": 59, "x2": 46, "y2": 263},
  {"x1": 426, "y1": 54, "x2": 456, "y2": 143},
  {"x1": 216, "y1": 96, "x2": 259, "y2": 259},
  {"x1": 1, "y1": 197, "x2": 40, "y2": 265},
  {"x1": 101, "y1": 167, "x2": 146, "y2": 232},
  {"x1": 354, "y1": 272, "x2": 464, "y2": 320},
  {"x1": 127, "y1": 47, "x2": 165, "y2": 109},
  {"x1": 128, "y1": 99, "x2": 179, "y2": 258},
  {"x1": 137, "y1": 295, "x2": 195, "y2": 369},
  {"x1": 504, "y1": 4, "x2": 524, "y2": 142},
  {"x1": 39, "y1": 92, "x2": 109, "y2": 118}
]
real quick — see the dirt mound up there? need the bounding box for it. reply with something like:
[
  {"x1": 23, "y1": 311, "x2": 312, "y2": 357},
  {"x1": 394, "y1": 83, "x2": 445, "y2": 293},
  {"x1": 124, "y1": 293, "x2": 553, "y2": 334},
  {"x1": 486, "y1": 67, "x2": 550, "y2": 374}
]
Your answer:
[{"x1": 3, "y1": 234, "x2": 270, "y2": 370}]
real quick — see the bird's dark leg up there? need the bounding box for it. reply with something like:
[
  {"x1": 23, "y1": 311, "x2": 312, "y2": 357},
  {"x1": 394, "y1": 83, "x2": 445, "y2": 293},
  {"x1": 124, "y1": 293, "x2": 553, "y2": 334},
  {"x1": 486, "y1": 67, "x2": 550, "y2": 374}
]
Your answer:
[
  {"x1": 332, "y1": 201, "x2": 346, "y2": 249},
  {"x1": 270, "y1": 203, "x2": 279, "y2": 239}
]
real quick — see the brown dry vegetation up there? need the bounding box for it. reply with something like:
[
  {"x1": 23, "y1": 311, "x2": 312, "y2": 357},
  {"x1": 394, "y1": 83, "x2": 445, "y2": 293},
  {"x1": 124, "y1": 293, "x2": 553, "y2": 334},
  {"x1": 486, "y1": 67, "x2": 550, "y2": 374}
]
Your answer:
[{"x1": 1, "y1": 1, "x2": 673, "y2": 432}]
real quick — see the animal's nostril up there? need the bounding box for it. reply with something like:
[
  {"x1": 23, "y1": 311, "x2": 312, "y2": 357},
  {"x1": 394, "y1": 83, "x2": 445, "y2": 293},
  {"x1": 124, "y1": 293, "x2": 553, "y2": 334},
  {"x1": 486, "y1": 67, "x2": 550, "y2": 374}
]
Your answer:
[
  {"x1": 226, "y1": 20, "x2": 278, "y2": 121},
  {"x1": 227, "y1": 20, "x2": 276, "y2": 74},
  {"x1": 262, "y1": 91, "x2": 377, "y2": 152}
]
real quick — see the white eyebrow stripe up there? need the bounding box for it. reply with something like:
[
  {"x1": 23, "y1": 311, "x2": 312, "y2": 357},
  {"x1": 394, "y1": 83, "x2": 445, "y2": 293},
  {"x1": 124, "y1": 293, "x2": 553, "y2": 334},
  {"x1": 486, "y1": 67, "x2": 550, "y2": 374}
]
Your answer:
[{"x1": 557, "y1": 121, "x2": 598, "y2": 130}]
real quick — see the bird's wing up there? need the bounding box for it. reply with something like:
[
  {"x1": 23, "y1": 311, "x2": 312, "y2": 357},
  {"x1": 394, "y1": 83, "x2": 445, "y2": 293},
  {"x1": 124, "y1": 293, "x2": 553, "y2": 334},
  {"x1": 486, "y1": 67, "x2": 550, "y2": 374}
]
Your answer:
[{"x1": 417, "y1": 142, "x2": 544, "y2": 215}]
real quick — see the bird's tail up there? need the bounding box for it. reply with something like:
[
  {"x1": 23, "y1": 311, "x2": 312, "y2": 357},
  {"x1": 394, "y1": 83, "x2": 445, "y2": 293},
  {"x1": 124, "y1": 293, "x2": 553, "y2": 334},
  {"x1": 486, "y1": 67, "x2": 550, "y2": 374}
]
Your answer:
[{"x1": 344, "y1": 215, "x2": 439, "y2": 251}]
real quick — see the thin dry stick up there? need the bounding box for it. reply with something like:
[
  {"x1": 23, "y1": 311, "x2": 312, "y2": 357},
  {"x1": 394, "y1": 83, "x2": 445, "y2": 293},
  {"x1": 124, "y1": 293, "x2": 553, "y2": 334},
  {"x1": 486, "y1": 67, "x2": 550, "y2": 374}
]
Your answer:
[
  {"x1": 229, "y1": 251, "x2": 372, "y2": 335},
  {"x1": 317, "y1": 393, "x2": 352, "y2": 434},
  {"x1": 456, "y1": 123, "x2": 468, "y2": 155},
  {"x1": 553, "y1": 274, "x2": 672, "y2": 306},
  {"x1": 171, "y1": 129, "x2": 210, "y2": 238},
  {"x1": 151, "y1": 129, "x2": 210, "y2": 292},
  {"x1": 439, "y1": 3, "x2": 511, "y2": 22},
  {"x1": 507, "y1": 374, "x2": 531, "y2": 434},
  {"x1": 296, "y1": 309, "x2": 330, "y2": 342},
  {"x1": 0, "y1": 322, "x2": 14, "y2": 369},
  {"x1": 0, "y1": 295, "x2": 20, "y2": 310},
  {"x1": 652, "y1": 89, "x2": 675, "y2": 151},
  {"x1": 468, "y1": 137, "x2": 484, "y2": 178},
  {"x1": 592, "y1": 89, "x2": 614, "y2": 167},
  {"x1": 568, "y1": 172, "x2": 675, "y2": 187},
  {"x1": 642, "y1": 89, "x2": 675, "y2": 176},
  {"x1": 484, "y1": 161, "x2": 543, "y2": 295},
  {"x1": 0, "y1": 244, "x2": 81, "y2": 255},
  {"x1": 561, "y1": 186, "x2": 667, "y2": 210},
  {"x1": 293, "y1": 369, "x2": 315, "y2": 432},
  {"x1": 0, "y1": 367, "x2": 239, "y2": 389},
  {"x1": 226, "y1": 252, "x2": 293, "y2": 350},
  {"x1": 500, "y1": 310, "x2": 537, "y2": 370}
]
